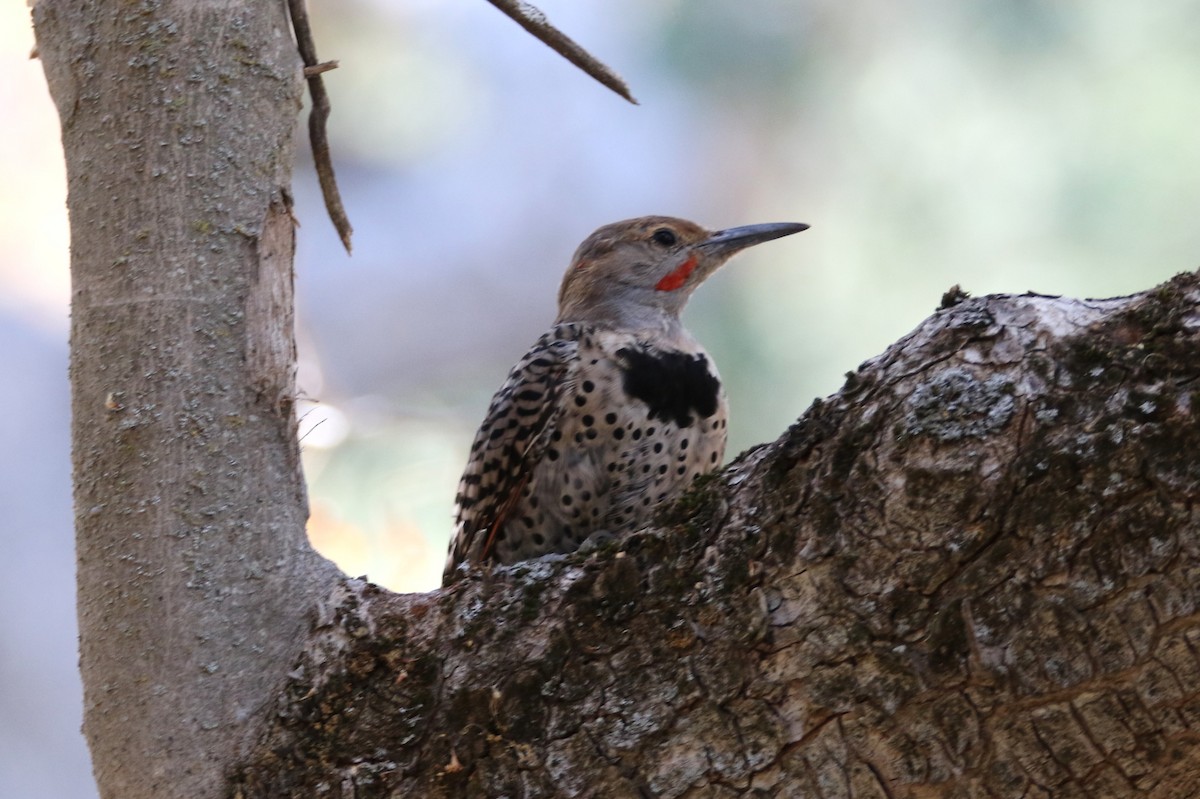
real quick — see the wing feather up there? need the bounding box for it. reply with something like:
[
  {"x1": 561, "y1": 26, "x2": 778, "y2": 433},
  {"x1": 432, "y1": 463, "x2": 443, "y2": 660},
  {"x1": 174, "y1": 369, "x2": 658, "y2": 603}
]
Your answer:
[{"x1": 443, "y1": 325, "x2": 581, "y2": 583}]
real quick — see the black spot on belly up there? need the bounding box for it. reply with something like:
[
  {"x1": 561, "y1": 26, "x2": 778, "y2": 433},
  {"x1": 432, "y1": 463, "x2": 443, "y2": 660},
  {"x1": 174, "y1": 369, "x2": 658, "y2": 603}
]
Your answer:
[{"x1": 617, "y1": 347, "x2": 720, "y2": 428}]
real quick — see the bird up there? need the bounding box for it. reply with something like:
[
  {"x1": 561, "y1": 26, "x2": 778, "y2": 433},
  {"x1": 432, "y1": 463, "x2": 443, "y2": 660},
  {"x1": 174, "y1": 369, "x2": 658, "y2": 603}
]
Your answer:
[{"x1": 443, "y1": 215, "x2": 808, "y2": 585}]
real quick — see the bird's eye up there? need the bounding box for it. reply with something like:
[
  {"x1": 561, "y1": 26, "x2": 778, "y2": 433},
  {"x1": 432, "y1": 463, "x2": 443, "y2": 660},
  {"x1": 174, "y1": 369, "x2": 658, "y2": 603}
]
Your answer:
[{"x1": 651, "y1": 228, "x2": 677, "y2": 247}]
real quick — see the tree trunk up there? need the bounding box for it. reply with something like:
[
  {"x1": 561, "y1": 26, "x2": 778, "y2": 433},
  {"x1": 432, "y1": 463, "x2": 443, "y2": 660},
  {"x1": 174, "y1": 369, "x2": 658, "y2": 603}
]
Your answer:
[
  {"x1": 36, "y1": 2, "x2": 1200, "y2": 798},
  {"x1": 34, "y1": 2, "x2": 339, "y2": 798}
]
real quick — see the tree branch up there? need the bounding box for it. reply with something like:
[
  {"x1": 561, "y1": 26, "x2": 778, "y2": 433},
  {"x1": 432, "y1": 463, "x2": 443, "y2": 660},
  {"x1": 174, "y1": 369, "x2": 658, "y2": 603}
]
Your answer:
[
  {"x1": 485, "y1": 0, "x2": 638, "y2": 104},
  {"x1": 288, "y1": 0, "x2": 354, "y2": 253},
  {"x1": 235, "y1": 273, "x2": 1200, "y2": 796}
]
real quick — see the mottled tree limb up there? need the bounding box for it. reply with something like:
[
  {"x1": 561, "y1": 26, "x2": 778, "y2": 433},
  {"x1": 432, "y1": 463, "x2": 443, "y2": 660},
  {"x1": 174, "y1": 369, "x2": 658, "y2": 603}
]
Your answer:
[{"x1": 235, "y1": 273, "x2": 1200, "y2": 797}]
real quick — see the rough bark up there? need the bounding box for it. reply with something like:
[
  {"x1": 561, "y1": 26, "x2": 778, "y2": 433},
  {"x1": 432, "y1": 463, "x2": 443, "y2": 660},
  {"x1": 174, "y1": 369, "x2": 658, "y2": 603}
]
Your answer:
[
  {"x1": 233, "y1": 275, "x2": 1200, "y2": 798},
  {"x1": 34, "y1": 2, "x2": 339, "y2": 798}
]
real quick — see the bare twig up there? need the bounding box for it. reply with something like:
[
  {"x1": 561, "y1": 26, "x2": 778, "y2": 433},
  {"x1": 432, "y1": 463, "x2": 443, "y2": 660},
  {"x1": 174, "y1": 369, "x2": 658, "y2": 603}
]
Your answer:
[
  {"x1": 287, "y1": 0, "x2": 353, "y2": 253},
  {"x1": 303, "y1": 60, "x2": 339, "y2": 78},
  {"x1": 484, "y1": 0, "x2": 638, "y2": 104}
]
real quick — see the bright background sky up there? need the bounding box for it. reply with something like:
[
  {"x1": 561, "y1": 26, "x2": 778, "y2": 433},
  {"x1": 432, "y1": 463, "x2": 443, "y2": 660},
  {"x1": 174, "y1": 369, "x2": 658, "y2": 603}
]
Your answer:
[{"x1": 4, "y1": 1, "x2": 1200, "y2": 795}]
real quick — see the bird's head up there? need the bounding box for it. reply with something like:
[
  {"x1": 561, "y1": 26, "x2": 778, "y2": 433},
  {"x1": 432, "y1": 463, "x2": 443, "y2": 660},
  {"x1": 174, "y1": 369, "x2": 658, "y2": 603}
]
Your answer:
[{"x1": 555, "y1": 215, "x2": 808, "y2": 329}]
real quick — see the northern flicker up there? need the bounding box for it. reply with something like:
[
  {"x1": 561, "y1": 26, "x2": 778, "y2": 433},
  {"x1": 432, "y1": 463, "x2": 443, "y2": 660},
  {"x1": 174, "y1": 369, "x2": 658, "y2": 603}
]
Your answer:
[{"x1": 444, "y1": 215, "x2": 807, "y2": 585}]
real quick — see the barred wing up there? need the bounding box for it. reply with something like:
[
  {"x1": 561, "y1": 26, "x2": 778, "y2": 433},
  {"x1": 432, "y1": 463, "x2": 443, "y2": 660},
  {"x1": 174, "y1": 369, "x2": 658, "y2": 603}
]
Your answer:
[{"x1": 443, "y1": 325, "x2": 582, "y2": 584}]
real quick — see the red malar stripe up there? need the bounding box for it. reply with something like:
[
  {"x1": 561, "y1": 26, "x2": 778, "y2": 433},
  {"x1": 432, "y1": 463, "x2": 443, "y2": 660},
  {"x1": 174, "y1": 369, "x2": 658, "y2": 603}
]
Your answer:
[{"x1": 655, "y1": 255, "x2": 698, "y2": 292}]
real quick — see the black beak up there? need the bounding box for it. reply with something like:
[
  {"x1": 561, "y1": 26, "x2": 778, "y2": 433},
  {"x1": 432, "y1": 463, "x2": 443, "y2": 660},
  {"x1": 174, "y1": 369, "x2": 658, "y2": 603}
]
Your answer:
[{"x1": 697, "y1": 222, "x2": 809, "y2": 257}]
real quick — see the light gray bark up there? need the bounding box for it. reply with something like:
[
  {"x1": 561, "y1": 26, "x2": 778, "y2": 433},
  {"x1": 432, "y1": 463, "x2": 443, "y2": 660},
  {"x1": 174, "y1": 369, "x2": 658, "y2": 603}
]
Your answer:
[
  {"x1": 35, "y1": 1, "x2": 1200, "y2": 797},
  {"x1": 34, "y1": 2, "x2": 339, "y2": 797}
]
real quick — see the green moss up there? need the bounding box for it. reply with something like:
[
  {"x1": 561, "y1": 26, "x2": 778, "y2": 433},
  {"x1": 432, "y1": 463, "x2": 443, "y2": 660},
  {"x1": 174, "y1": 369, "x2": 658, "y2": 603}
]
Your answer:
[
  {"x1": 830, "y1": 413, "x2": 884, "y2": 483},
  {"x1": 655, "y1": 470, "x2": 724, "y2": 540},
  {"x1": 939, "y1": 284, "x2": 972, "y2": 310},
  {"x1": 927, "y1": 598, "x2": 968, "y2": 675},
  {"x1": 765, "y1": 398, "x2": 840, "y2": 489},
  {"x1": 518, "y1": 578, "x2": 546, "y2": 622},
  {"x1": 563, "y1": 534, "x2": 623, "y2": 566}
]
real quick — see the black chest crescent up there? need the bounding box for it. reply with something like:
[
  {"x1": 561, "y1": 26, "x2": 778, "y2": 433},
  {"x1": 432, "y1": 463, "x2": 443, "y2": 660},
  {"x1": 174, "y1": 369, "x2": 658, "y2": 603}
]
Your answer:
[{"x1": 616, "y1": 347, "x2": 721, "y2": 428}]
